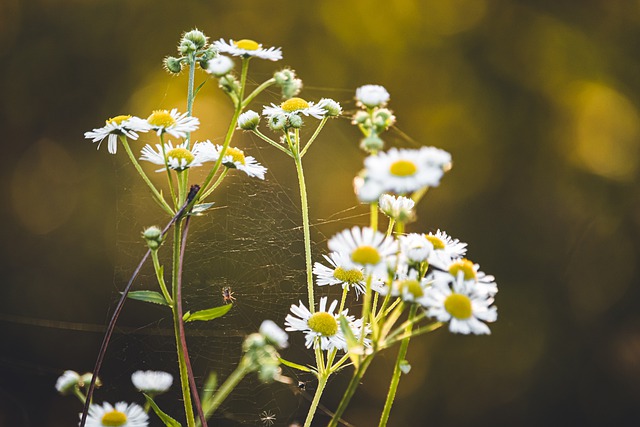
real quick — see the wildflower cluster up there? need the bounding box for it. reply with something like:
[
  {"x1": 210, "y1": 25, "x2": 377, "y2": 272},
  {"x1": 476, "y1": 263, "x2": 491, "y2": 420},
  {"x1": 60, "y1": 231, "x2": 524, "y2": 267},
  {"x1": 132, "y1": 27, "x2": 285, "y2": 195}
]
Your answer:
[{"x1": 64, "y1": 28, "x2": 500, "y2": 427}]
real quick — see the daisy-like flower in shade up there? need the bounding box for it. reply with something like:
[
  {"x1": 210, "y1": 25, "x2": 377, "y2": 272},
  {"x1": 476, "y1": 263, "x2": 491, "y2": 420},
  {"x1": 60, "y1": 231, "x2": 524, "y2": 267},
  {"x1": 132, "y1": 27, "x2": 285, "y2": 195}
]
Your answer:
[
  {"x1": 83, "y1": 401, "x2": 148, "y2": 427},
  {"x1": 146, "y1": 109, "x2": 199, "y2": 139},
  {"x1": 140, "y1": 141, "x2": 209, "y2": 172},
  {"x1": 433, "y1": 258, "x2": 498, "y2": 297},
  {"x1": 237, "y1": 110, "x2": 261, "y2": 130},
  {"x1": 205, "y1": 55, "x2": 234, "y2": 77},
  {"x1": 213, "y1": 38, "x2": 282, "y2": 61},
  {"x1": 422, "y1": 273, "x2": 497, "y2": 335},
  {"x1": 131, "y1": 370, "x2": 173, "y2": 395},
  {"x1": 84, "y1": 115, "x2": 150, "y2": 154},
  {"x1": 379, "y1": 194, "x2": 415, "y2": 222},
  {"x1": 260, "y1": 319, "x2": 289, "y2": 349},
  {"x1": 196, "y1": 141, "x2": 267, "y2": 179},
  {"x1": 365, "y1": 147, "x2": 452, "y2": 194},
  {"x1": 316, "y1": 98, "x2": 342, "y2": 117},
  {"x1": 313, "y1": 252, "x2": 369, "y2": 297},
  {"x1": 355, "y1": 84, "x2": 390, "y2": 108},
  {"x1": 328, "y1": 226, "x2": 398, "y2": 276},
  {"x1": 399, "y1": 233, "x2": 433, "y2": 264},
  {"x1": 262, "y1": 97, "x2": 327, "y2": 123},
  {"x1": 284, "y1": 297, "x2": 362, "y2": 351},
  {"x1": 55, "y1": 370, "x2": 80, "y2": 394}
]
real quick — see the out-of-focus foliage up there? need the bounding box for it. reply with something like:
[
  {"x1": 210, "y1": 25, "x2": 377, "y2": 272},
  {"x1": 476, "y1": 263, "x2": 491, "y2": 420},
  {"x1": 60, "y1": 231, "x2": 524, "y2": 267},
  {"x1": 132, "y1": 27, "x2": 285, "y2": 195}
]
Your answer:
[{"x1": 2, "y1": 1, "x2": 640, "y2": 426}]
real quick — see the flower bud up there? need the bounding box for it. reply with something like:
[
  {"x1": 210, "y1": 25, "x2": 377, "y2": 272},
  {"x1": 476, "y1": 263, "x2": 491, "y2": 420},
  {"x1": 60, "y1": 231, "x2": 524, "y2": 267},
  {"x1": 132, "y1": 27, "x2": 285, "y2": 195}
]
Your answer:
[
  {"x1": 268, "y1": 114, "x2": 287, "y2": 131},
  {"x1": 55, "y1": 370, "x2": 80, "y2": 395},
  {"x1": 142, "y1": 226, "x2": 163, "y2": 251},
  {"x1": 351, "y1": 111, "x2": 370, "y2": 125},
  {"x1": 360, "y1": 134, "x2": 384, "y2": 153},
  {"x1": 200, "y1": 47, "x2": 216, "y2": 61},
  {"x1": 182, "y1": 29, "x2": 208, "y2": 50},
  {"x1": 218, "y1": 75, "x2": 240, "y2": 94},
  {"x1": 318, "y1": 98, "x2": 342, "y2": 117},
  {"x1": 164, "y1": 56, "x2": 182, "y2": 74},
  {"x1": 356, "y1": 84, "x2": 390, "y2": 108},
  {"x1": 206, "y1": 55, "x2": 234, "y2": 77},
  {"x1": 179, "y1": 39, "x2": 197, "y2": 54},
  {"x1": 288, "y1": 114, "x2": 303, "y2": 129},
  {"x1": 237, "y1": 110, "x2": 260, "y2": 130}
]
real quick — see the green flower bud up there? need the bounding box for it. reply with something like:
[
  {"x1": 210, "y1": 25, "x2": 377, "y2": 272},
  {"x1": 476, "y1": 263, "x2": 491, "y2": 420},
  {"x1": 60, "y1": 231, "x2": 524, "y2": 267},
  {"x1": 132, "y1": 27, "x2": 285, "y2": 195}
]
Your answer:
[
  {"x1": 237, "y1": 110, "x2": 260, "y2": 131},
  {"x1": 360, "y1": 134, "x2": 384, "y2": 153},
  {"x1": 179, "y1": 39, "x2": 197, "y2": 55},
  {"x1": 164, "y1": 56, "x2": 182, "y2": 74},
  {"x1": 351, "y1": 111, "x2": 370, "y2": 125},
  {"x1": 182, "y1": 29, "x2": 208, "y2": 50},
  {"x1": 288, "y1": 114, "x2": 303, "y2": 129},
  {"x1": 142, "y1": 226, "x2": 163, "y2": 251},
  {"x1": 268, "y1": 114, "x2": 287, "y2": 131},
  {"x1": 218, "y1": 75, "x2": 240, "y2": 95},
  {"x1": 200, "y1": 47, "x2": 216, "y2": 61},
  {"x1": 318, "y1": 98, "x2": 342, "y2": 117}
]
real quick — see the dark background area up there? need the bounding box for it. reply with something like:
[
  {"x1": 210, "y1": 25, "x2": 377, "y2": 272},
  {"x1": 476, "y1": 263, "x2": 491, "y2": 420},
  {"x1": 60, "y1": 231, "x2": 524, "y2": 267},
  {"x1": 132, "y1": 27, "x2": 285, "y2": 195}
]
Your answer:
[{"x1": 2, "y1": 0, "x2": 640, "y2": 426}]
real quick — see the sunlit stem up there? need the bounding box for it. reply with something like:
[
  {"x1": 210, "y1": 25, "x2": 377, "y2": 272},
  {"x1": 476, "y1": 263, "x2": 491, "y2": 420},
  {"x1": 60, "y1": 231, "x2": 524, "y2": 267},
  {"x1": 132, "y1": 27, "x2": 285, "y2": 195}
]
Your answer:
[
  {"x1": 383, "y1": 311, "x2": 428, "y2": 344},
  {"x1": 186, "y1": 53, "x2": 196, "y2": 148},
  {"x1": 72, "y1": 387, "x2": 87, "y2": 404},
  {"x1": 378, "y1": 303, "x2": 418, "y2": 427},
  {"x1": 151, "y1": 250, "x2": 173, "y2": 305},
  {"x1": 300, "y1": 117, "x2": 328, "y2": 158},
  {"x1": 385, "y1": 219, "x2": 395, "y2": 237},
  {"x1": 411, "y1": 186, "x2": 429, "y2": 204},
  {"x1": 394, "y1": 220, "x2": 405, "y2": 237},
  {"x1": 338, "y1": 286, "x2": 349, "y2": 313},
  {"x1": 200, "y1": 168, "x2": 228, "y2": 201},
  {"x1": 119, "y1": 136, "x2": 174, "y2": 216},
  {"x1": 293, "y1": 150, "x2": 315, "y2": 313},
  {"x1": 160, "y1": 134, "x2": 178, "y2": 208},
  {"x1": 242, "y1": 78, "x2": 276, "y2": 108},
  {"x1": 359, "y1": 274, "x2": 373, "y2": 345},
  {"x1": 177, "y1": 170, "x2": 189, "y2": 207},
  {"x1": 171, "y1": 222, "x2": 196, "y2": 427},
  {"x1": 252, "y1": 129, "x2": 293, "y2": 157},
  {"x1": 303, "y1": 374, "x2": 328, "y2": 427},
  {"x1": 370, "y1": 202, "x2": 378, "y2": 231},
  {"x1": 204, "y1": 358, "x2": 251, "y2": 418},
  {"x1": 327, "y1": 355, "x2": 374, "y2": 427},
  {"x1": 383, "y1": 322, "x2": 443, "y2": 348}
]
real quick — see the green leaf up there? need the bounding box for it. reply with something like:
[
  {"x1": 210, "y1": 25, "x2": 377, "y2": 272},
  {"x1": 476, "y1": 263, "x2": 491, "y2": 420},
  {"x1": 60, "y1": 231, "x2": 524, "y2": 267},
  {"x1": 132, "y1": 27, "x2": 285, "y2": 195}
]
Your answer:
[
  {"x1": 340, "y1": 315, "x2": 361, "y2": 369},
  {"x1": 190, "y1": 202, "x2": 215, "y2": 216},
  {"x1": 144, "y1": 394, "x2": 182, "y2": 427},
  {"x1": 278, "y1": 357, "x2": 313, "y2": 373},
  {"x1": 183, "y1": 304, "x2": 232, "y2": 323},
  {"x1": 125, "y1": 290, "x2": 169, "y2": 306},
  {"x1": 193, "y1": 79, "x2": 208, "y2": 98}
]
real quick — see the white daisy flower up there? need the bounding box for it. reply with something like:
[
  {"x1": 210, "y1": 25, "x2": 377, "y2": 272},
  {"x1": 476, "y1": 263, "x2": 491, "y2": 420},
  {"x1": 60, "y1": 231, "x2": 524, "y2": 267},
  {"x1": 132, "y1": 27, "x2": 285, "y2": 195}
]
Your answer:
[
  {"x1": 131, "y1": 370, "x2": 173, "y2": 395},
  {"x1": 433, "y1": 258, "x2": 498, "y2": 297},
  {"x1": 146, "y1": 109, "x2": 199, "y2": 139},
  {"x1": 284, "y1": 297, "x2": 361, "y2": 351},
  {"x1": 237, "y1": 110, "x2": 261, "y2": 131},
  {"x1": 381, "y1": 267, "x2": 432, "y2": 304},
  {"x1": 55, "y1": 370, "x2": 80, "y2": 394},
  {"x1": 426, "y1": 229, "x2": 467, "y2": 260},
  {"x1": 213, "y1": 38, "x2": 282, "y2": 61},
  {"x1": 316, "y1": 98, "x2": 342, "y2": 117},
  {"x1": 140, "y1": 141, "x2": 209, "y2": 172},
  {"x1": 355, "y1": 84, "x2": 390, "y2": 108},
  {"x1": 379, "y1": 194, "x2": 415, "y2": 222},
  {"x1": 83, "y1": 401, "x2": 148, "y2": 427},
  {"x1": 399, "y1": 233, "x2": 433, "y2": 264},
  {"x1": 262, "y1": 97, "x2": 327, "y2": 122},
  {"x1": 259, "y1": 319, "x2": 289, "y2": 349},
  {"x1": 328, "y1": 226, "x2": 398, "y2": 276},
  {"x1": 205, "y1": 55, "x2": 234, "y2": 77},
  {"x1": 313, "y1": 252, "x2": 369, "y2": 297},
  {"x1": 84, "y1": 115, "x2": 150, "y2": 154},
  {"x1": 364, "y1": 147, "x2": 451, "y2": 194},
  {"x1": 422, "y1": 273, "x2": 497, "y2": 335},
  {"x1": 195, "y1": 141, "x2": 267, "y2": 179}
]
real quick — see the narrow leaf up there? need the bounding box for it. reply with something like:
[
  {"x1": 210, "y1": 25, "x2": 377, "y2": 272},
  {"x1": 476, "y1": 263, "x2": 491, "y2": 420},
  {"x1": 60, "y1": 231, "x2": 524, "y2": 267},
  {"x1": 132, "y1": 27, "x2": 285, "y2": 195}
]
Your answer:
[
  {"x1": 183, "y1": 304, "x2": 232, "y2": 323},
  {"x1": 201, "y1": 372, "x2": 218, "y2": 402},
  {"x1": 144, "y1": 394, "x2": 182, "y2": 427},
  {"x1": 193, "y1": 79, "x2": 208, "y2": 98},
  {"x1": 340, "y1": 315, "x2": 361, "y2": 369},
  {"x1": 190, "y1": 202, "x2": 215, "y2": 216},
  {"x1": 125, "y1": 290, "x2": 169, "y2": 306},
  {"x1": 278, "y1": 357, "x2": 313, "y2": 373}
]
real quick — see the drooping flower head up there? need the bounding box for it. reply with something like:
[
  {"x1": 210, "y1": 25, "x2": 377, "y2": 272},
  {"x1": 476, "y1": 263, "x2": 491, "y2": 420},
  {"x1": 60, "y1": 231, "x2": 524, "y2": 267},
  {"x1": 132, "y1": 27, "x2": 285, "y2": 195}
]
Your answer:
[
  {"x1": 82, "y1": 401, "x2": 148, "y2": 427},
  {"x1": 84, "y1": 115, "x2": 150, "y2": 154},
  {"x1": 146, "y1": 109, "x2": 199, "y2": 139},
  {"x1": 55, "y1": 370, "x2": 80, "y2": 394},
  {"x1": 131, "y1": 370, "x2": 173, "y2": 395},
  {"x1": 259, "y1": 319, "x2": 289, "y2": 349},
  {"x1": 213, "y1": 38, "x2": 282, "y2": 61},
  {"x1": 355, "y1": 84, "x2": 390, "y2": 108}
]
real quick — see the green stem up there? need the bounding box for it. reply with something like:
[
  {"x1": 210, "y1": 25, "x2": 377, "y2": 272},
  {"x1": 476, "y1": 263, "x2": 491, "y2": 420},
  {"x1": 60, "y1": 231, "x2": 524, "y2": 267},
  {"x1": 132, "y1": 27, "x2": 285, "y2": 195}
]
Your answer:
[
  {"x1": 242, "y1": 78, "x2": 276, "y2": 108},
  {"x1": 200, "y1": 168, "x2": 228, "y2": 201},
  {"x1": 385, "y1": 219, "x2": 395, "y2": 237},
  {"x1": 378, "y1": 304, "x2": 418, "y2": 427},
  {"x1": 171, "y1": 222, "x2": 195, "y2": 427},
  {"x1": 252, "y1": 129, "x2": 294, "y2": 157},
  {"x1": 204, "y1": 358, "x2": 250, "y2": 418},
  {"x1": 293, "y1": 151, "x2": 315, "y2": 312},
  {"x1": 370, "y1": 202, "x2": 378, "y2": 231},
  {"x1": 299, "y1": 117, "x2": 328, "y2": 158},
  {"x1": 359, "y1": 274, "x2": 373, "y2": 345},
  {"x1": 303, "y1": 374, "x2": 328, "y2": 427},
  {"x1": 327, "y1": 355, "x2": 374, "y2": 427},
  {"x1": 120, "y1": 136, "x2": 174, "y2": 216},
  {"x1": 160, "y1": 134, "x2": 178, "y2": 208},
  {"x1": 186, "y1": 54, "x2": 196, "y2": 148},
  {"x1": 72, "y1": 387, "x2": 87, "y2": 404},
  {"x1": 151, "y1": 250, "x2": 173, "y2": 305}
]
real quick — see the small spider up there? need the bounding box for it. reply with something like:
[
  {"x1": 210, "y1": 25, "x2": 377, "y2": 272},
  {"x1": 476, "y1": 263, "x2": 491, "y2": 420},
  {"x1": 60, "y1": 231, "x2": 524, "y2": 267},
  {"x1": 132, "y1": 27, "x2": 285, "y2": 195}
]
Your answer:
[
  {"x1": 221, "y1": 286, "x2": 236, "y2": 304},
  {"x1": 259, "y1": 410, "x2": 276, "y2": 426}
]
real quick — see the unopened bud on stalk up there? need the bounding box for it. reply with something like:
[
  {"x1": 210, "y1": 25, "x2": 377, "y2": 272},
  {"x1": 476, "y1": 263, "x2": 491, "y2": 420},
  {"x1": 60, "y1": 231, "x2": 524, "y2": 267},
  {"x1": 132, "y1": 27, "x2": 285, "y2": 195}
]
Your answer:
[
  {"x1": 142, "y1": 226, "x2": 163, "y2": 251},
  {"x1": 164, "y1": 56, "x2": 182, "y2": 74},
  {"x1": 360, "y1": 134, "x2": 384, "y2": 153},
  {"x1": 182, "y1": 29, "x2": 208, "y2": 50},
  {"x1": 288, "y1": 114, "x2": 303, "y2": 129}
]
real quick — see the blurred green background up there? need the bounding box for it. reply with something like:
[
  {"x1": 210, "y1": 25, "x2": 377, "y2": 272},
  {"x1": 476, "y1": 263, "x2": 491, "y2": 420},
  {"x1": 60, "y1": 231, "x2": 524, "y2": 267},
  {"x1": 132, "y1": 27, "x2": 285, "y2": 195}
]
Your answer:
[{"x1": 2, "y1": 0, "x2": 640, "y2": 426}]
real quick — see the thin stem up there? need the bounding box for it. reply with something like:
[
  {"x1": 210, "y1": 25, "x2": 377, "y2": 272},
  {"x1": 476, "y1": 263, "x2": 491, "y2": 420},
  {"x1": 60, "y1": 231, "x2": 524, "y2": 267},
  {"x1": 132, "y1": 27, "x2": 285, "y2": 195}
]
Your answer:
[
  {"x1": 242, "y1": 78, "x2": 276, "y2": 108},
  {"x1": 385, "y1": 219, "x2": 395, "y2": 237},
  {"x1": 160, "y1": 134, "x2": 178, "y2": 208},
  {"x1": 204, "y1": 358, "x2": 251, "y2": 418},
  {"x1": 359, "y1": 274, "x2": 373, "y2": 345},
  {"x1": 186, "y1": 54, "x2": 196, "y2": 148},
  {"x1": 252, "y1": 129, "x2": 294, "y2": 157},
  {"x1": 151, "y1": 250, "x2": 173, "y2": 305},
  {"x1": 327, "y1": 355, "x2": 374, "y2": 427},
  {"x1": 378, "y1": 304, "x2": 418, "y2": 427},
  {"x1": 382, "y1": 322, "x2": 443, "y2": 349},
  {"x1": 303, "y1": 374, "x2": 328, "y2": 427},
  {"x1": 370, "y1": 203, "x2": 378, "y2": 231},
  {"x1": 120, "y1": 136, "x2": 174, "y2": 216},
  {"x1": 72, "y1": 387, "x2": 87, "y2": 404},
  {"x1": 175, "y1": 216, "x2": 208, "y2": 427},
  {"x1": 293, "y1": 151, "x2": 314, "y2": 312},
  {"x1": 299, "y1": 117, "x2": 328, "y2": 158},
  {"x1": 200, "y1": 168, "x2": 228, "y2": 201}
]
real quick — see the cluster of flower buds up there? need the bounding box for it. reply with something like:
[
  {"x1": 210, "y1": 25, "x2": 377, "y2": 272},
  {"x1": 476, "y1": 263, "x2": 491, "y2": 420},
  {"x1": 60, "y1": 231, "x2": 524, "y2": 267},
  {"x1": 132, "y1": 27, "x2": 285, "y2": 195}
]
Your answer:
[
  {"x1": 164, "y1": 29, "x2": 216, "y2": 74},
  {"x1": 242, "y1": 320, "x2": 289, "y2": 383},
  {"x1": 352, "y1": 85, "x2": 397, "y2": 153},
  {"x1": 55, "y1": 370, "x2": 101, "y2": 396},
  {"x1": 274, "y1": 68, "x2": 303, "y2": 99}
]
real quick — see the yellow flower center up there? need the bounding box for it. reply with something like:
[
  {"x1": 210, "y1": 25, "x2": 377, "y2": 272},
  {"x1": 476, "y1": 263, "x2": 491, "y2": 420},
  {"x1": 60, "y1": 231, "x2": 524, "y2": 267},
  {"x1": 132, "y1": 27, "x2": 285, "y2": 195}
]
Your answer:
[
  {"x1": 444, "y1": 293, "x2": 472, "y2": 319},
  {"x1": 398, "y1": 279, "x2": 423, "y2": 298},
  {"x1": 448, "y1": 259, "x2": 477, "y2": 281},
  {"x1": 166, "y1": 147, "x2": 195, "y2": 165},
  {"x1": 106, "y1": 115, "x2": 131, "y2": 126},
  {"x1": 307, "y1": 312, "x2": 338, "y2": 336},
  {"x1": 425, "y1": 235, "x2": 445, "y2": 250},
  {"x1": 281, "y1": 97, "x2": 309, "y2": 112},
  {"x1": 147, "y1": 110, "x2": 176, "y2": 128},
  {"x1": 389, "y1": 160, "x2": 418, "y2": 177},
  {"x1": 101, "y1": 410, "x2": 128, "y2": 426},
  {"x1": 351, "y1": 245, "x2": 381, "y2": 265},
  {"x1": 333, "y1": 267, "x2": 364, "y2": 284},
  {"x1": 234, "y1": 39, "x2": 260, "y2": 50},
  {"x1": 225, "y1": 147, "x2": 246, "y2": 165}
]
